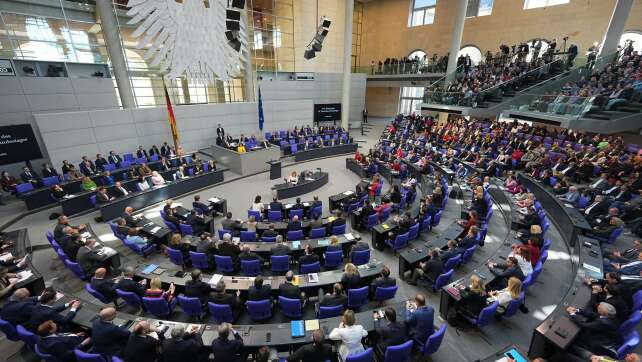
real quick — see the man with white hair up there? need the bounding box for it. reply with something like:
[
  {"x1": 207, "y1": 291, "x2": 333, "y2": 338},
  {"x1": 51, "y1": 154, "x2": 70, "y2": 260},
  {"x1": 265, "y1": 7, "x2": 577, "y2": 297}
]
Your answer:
[
  {"x1": 566, "y1": 302, "x2": 623, "y2": 360},
  {"x1": 162, "y1": 325, "x2": 206, "y2": 362},
  {"x1": 217, "y1": 232, "x2": 241, "y2": 270}
]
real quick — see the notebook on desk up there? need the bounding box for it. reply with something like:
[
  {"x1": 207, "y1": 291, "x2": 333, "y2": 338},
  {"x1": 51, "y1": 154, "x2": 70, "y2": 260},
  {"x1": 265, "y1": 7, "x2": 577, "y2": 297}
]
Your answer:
[
  {"x1": 142, "y1": 264, "x2": 159, "y2": 274},
  {"x1": 305, "y1": 319, "x2": 319, "y2": 331}
]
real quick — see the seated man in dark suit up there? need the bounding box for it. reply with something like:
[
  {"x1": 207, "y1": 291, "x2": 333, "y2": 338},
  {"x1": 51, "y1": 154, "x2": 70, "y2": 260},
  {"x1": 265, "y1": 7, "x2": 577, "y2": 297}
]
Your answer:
[
  {"x1": 369, "y1": 266, "x2": 396, "y2": 297},
  {"x1": 108, "y1": 151, "x2": 122, "y2": 167},
  {"x1": 248, "y1": 276, "x2": 272, "y2": 302},
  {"x1": 96, "y1": 187, "x2": 115, "y2": 204},
  {"x1": 288, "y1": 215, "x2": 302, "y2": 231},
  {"x1": 122, "y1": 207, "x2": 138, "y2": 227},
  {"x1": 193, "y1": 195, "x2": 213, "y2": 215},
  {"x1": 262, "y1": 223, "x2": 279, "y2": 238},
  {"x1": 404, "y1": 294, "x2": 434, "y2": 345},
  {"x1": 25, "y1": 288, "x2": 81, "y2": 332},
  {"x1": 439, "y1": 239, "x2": 464, "y2": 262},
  {"x1": 270, "y1": 196, "x2": 283, "y2": 211},
  {"x1": 239, "y1": 244, "x2": 265, "y2": 266},
  {"x1": 270, "y1": 235, "x2": 291, "y2": 256},
  {"x1": 486, "y1": 256, "x2": 524, "y2": 290},
  {"x1": 292, "y1": 197, "x2": 305, "y2": 211},
  {"x1": 186, "y1": 209, "x2": 208, "y2": 235},
  {"x1": 95, "y1": 154, "x2": 109, "y2": 171},
  {"x1": 328, "y1": 210, "x2": 347, "y2": 233},
  {"x1": 122, "y1": 320, "x2": 165, "y2": 362},
  {"x1": 211, "y1": 323, "x2": 245, "y2": 362},
  {"x1": 20, "y1": 166, "x2": 40, "y2": 186},
  {"x1": 90, "y1": 267, "x2": 117, "y2": 303},
  {"x1": 79, "y1": 157, "x2": 97, "y2": 176},
  {"x1": 116, "y1": 266, "x2": 147, "y2": 297},
  {"x1": 1, "y1": 288, "x2": 39, "y2": 326},
  {"x1": 76, "y1": 238, "x2": 105, "y2": 276},
  {"x1": 299, "y1": 244, "x2": 319, "y2": 269},
  {"x1": 163, "y1": 326, "x2": 207, "y2": 362},
  {"x1": 221, "y1": 212, "x2": 241, "y2": 236},
  {"x1": 287, "y1": 329, "x2": 334, "y2": 362},
  {"x1": 458, "y1": 226, "x2": 479, "y2": 250},
  {"x1": 210, "y1": 281, "x2": 241, "y2": 318},
  {"x1": 374, "y1": 308, "x2": 408, "y2": 356},
  {"x1": 59, "y1": 226, "x2": 82, "y2": 261},
  {"x1": 36, "y1": 320, "x2": 91, "y2": 361},
  {"x1": 217, "y1": 233, "x2": 241, "y2": 270},
  {"x1": 566, "y1": 302, "x2": 623, "y2": 360},
  {"x1": 184, "y1": 269, "x2": 212, "y2": 306},
  {"x1": 195, "y1": 233, "x2": 218, "y2": 258},
  {"x1": 319, "y1": 283, "x2": 347, "y2": 308},
  {"x1": 404, "y1": 248, "x2": 444, "y2": 285},
  {"x1": 91, "y1": 307, "x2": 131, "y2": 357},
  {"x1": 279, "y1": 270, "x2": 305, "y2": 302}
]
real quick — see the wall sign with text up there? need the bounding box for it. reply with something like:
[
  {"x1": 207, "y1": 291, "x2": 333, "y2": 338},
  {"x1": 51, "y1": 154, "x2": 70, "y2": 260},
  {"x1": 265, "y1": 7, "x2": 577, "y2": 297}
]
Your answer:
[
  {"x1": 0, "y1": 125, "x2": 43, "y2": 165},
  {"x1": 0, "y1": 59, "x2": 15, "y2": 76},
  {"x1": 314, "y1": 103, "x2": 342, "y2": 123}
]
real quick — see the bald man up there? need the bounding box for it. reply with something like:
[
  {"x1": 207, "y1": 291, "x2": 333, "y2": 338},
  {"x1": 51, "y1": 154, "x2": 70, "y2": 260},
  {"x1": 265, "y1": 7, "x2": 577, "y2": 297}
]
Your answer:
[
  {"x1": 122, "y1": 320, "x2": 164, "y2": 362},
  {"x1": 122, "y1": 206, "x2": 137, "y2": 227},
  {"x1": 404, "y1": 294, "x2": 434, "y2": 345},
  {"x1": 91, "y1": 307, "x2": 131, "y2": 357},
  {"x1": 90, "y1": 268, "x2": 117, "y2": 303},
  {"x1": 0, "y1": 288, "x2": 38, "y2": 325}
]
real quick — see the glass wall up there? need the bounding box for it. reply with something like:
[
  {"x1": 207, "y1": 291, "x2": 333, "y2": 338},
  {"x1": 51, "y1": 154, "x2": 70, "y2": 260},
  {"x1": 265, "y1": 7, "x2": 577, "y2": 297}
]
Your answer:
[
  {"x1": 247, "y1": 0, "x2": 295, "y2": 74},
  {"x1": 399, "y1": 87, "x2": 424, "y2": 115}
]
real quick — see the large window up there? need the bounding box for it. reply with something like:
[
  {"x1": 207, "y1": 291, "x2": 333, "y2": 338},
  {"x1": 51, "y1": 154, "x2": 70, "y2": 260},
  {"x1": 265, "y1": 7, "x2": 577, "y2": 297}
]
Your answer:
[
  {"x1": 619, "y1": 31, "x2": 642, "y2": 54},
  {"x1": 466, "y1": 0, "x2": 493, "y2": 17},
  {"x1": 457, "y1": 46, "x2": 482, "y2": 65},
  {"x1": 524, "y1": 0, "x2": 569, "y2": 10},
  {"x1": 399, "y1": 87, "x2": 424, "y2": 115},
  {"x1": 409, "y1": 49, "x2": 427, "y2": 60},
  {"x1": 408, "y1": 0, "x2": 436, "y2": 27}
]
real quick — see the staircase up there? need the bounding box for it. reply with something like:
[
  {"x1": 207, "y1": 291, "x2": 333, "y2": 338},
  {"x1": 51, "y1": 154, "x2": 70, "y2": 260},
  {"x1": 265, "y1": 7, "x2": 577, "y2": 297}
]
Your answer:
[{"x1": 581, "y1": 101, "x2": 642, "y2": 121}]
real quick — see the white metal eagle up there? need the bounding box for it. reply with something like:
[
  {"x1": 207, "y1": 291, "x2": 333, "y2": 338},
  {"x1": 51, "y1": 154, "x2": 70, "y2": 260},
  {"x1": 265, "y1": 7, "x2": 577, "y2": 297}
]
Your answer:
[{"x1": 126, "y1": 0, "x2": 247, "y2": 84}]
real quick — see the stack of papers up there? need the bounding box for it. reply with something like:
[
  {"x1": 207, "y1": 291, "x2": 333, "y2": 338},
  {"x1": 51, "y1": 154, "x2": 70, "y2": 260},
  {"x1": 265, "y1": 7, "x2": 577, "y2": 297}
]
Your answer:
[
  {"x1": 209, "y1": 197, "x2": 221, "y2": 203},
  {"x1": 305, "y1": 319, "x2": 320, "y2": 331},
  {"x1": 150, "y1": 226, "x2": 161, "y2": 233},
  {"x1": 343, "y1": 190, "x2": 354, "y2": 196},
  {"x1": 345, "y1": 233, "x2": 355, "y2": 241},
  {"x1": 209, "y1": 274, "x2": 223, "y2": 285},
  {"x1": 582, "y1": 263, "x2": 601, "y2": 274},
  {"x1": 308, "y1": 273, "x2": 319, "y2": 283}
]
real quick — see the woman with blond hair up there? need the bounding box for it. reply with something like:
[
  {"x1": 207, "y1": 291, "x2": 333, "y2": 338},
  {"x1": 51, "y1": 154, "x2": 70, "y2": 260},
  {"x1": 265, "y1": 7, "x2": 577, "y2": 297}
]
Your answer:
[
  {"x1": 341, "y1": 263, "x2": 361, "y2": 290},
  {"x1": 489, "y1": 277, "x2": 522, "y2": 310},
  {"x1": 145, "y1": 276, "x2": 176, "y2": 304},
  {"x1": 454, "y1": 274, "x2": 487, "y2": 318},
  {"x1": 329, "y1": 309, "x2": 368, "y2": 360},
  {"x1": 327, "y1": 235, "x2": 341, "y2": 252}
]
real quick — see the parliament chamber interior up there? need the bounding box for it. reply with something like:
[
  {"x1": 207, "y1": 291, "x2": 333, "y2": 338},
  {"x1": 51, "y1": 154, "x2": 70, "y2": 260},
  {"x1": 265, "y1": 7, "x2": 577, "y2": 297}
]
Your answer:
[{"x1": 0, "y1": 0, "x2": 642, "y2": 361}]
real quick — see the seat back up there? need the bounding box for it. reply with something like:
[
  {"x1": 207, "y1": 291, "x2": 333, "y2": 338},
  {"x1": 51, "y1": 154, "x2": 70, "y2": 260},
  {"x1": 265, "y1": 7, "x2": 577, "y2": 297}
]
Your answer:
[
  {"x1": 262, "y1": 236, "x2": 277, "y2": 242},
  {"x1": 420, "y1": 216, "x2": 432, "y2": 232},
  {"x1": 619, "y1": 311, "x2": 642, "y2": 335},
  {"x1": 74, "y1": 349, "x2": 107, "y2": 362},
  {"x1": 208, "y1": 302, "x2": 234, "y2": 323},
  {"x1": 0, "y1": 318, "x2": 19, "y2": 341},
  {"x1": 383, "y1": 340, "x2": 413, "y2": 362},
  {"x1": 16, "y1": 183, "x2": 34, "y2": 194},
  {"x1": 503, "y1": 292, "x2": 525, "y2": 318},
  {"x1": 85, "y1": 283, "x2": 111, "y2": 303},
  {"x1": 331, "y1": 224, "x2": 346, "y2": 235},
  {"x1": 310, "y1": 206, "x2": 323, "y2": 219},
  {"x1": 367, "y1": 214, "x2": 379, "y2": 229},
  {"x1": 34, "y1": 344, "x2": 59, "y2": 362},
  {"x1": 189, "y1": 251, "x2": 210, "y2": 269},
  {"x1": 214, "y1": 255, "x2": 234, "y2": 273},
  {"x1": 271, "y1": 255, "x2": 290, "y2": 273},
  {"x1": 310, "y1": 227, "x2": 326, "y2": 238},
  {"x1": 432, "y1": 210, "x2": 442, "y2": 226},
  {"x1": 248, "y1": 209, "x2": 262, "y2": 221},
  {"x1": 345, "y1": 347, "x2": 374, "y2": 362},
  {"x1": 461, "y1": 245, "x2": 477, "y2": 264},
  {"x1": 318, "y1": 304, "x2": 343, "y2": 319},
  {"x1": 632, "y1": 290, "x2": 642, "y2": 312},
  {"x1": 16, "y1": 324, "x2": 38, "y2": 348},
  {"x1": 240, "y1": 231, "x2": 257, "y2": 241},
  {"x1": 434, "y1": 269, "x2": 454, "y2": 290},
  {"x1": 287, "y1": 230, "x2": 304, "y2": 240},
  {"x1": 42, "y1": 176, "x2": 59, "y2": 187},
  {"x1": 241, "y1": 259, "x2": 261, "y2": 276},
  {"x1": 218, "y1": 229, "x2": 232, "y2": 240},
  {"x1": 347, "y1": 286, "x2": 369, "y2": 309},
  {"x1": 300, "y1": 261, "x2": 320, "y2": 274},
  {"x1": 279, "y1": 296, "x2": 302, "y2": 318},
  {"x1": 374, "y1": 285, "x2": 398, "y2": 302},
  {"x1": 408, "y1": 223, "x2": 420, "y2": 240},
  {"x1": 179, "y1": 223, "x2": 194, "y2": 235},
  {"x1": 607, "y1": 226, "x2": 624, "y2": 244},
  {"x1": 289, "y1": 209, "x2": 304, "y2": 220},
  {"x1": 421, "y1": 324, "x2": 447, "y2": 356},
  {"x1": 444, "y1": 255, "x2": 461, "y2": 272},
  {"x1": 617, "y1": 331, "x2": 640, "y2": 359},
  {"x1": 324, "y1": 250, "x2": 343, "y2": 268},
  {"x1": 246, "y1": 299, "x2": 273, "y2": 321},
  {"x1": 64, "y1": 259, "x2": 87, "y2": 280},
  {"x1": 178, "y1": 295, "x2": 204, "y2": 317},
  {"x1": 142, "y1": 297, "x2": 171, "y2": 317},
  {"x1": 476, "y1": 301, "x2": 499, "y2": 327},
  {"x1": 116, "y1": 289, "x2": 142, "y2": 309},
  {"x1": 539, "y1": 249, "x2": 548, "y2": 264},
  {"x1": 351, "y1": 249, "x2": 370, "y2": 266},
  {"x1": 166, "y1": 247, "x2": 185, "y2": 266},
  {"x1": 268, "y1": 210, "x2": 282, "y2": 221}
]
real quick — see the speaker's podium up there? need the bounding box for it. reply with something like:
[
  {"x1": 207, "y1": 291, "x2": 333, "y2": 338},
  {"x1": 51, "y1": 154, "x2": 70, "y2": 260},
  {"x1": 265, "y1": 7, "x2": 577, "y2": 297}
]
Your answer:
[{"x1": 267, "y1": 160, "x2": 281, "y2": 180}]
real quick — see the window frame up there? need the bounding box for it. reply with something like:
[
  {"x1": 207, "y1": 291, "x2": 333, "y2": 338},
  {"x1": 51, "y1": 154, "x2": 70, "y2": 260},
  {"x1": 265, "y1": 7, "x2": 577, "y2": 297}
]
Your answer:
[
  {"x1": 523, "y1": 0, "x2": 569, "y2": 10},
  {"x1": 408, "y1": 0, "x2": 436, "y2": 28}
]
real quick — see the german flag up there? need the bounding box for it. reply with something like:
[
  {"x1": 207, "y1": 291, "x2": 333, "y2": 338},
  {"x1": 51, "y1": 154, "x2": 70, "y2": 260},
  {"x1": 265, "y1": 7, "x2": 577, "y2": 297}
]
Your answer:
[{"x1": 163, "y1": 81, "x2": 180, "y2": 150}]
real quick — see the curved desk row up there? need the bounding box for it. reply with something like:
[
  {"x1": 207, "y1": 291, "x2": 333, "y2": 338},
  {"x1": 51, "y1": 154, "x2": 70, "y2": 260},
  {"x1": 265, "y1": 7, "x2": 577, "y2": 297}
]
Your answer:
[
  {"x1": 293, "y1": 143, "x2": 358, "y2": 162},
  {"x1": 272, "y1": 172, "x2": 329, "y2": 200},
  {"x1": 2, "y1": 228, "x2": 45, "y2": 296},
  {"x1": 345, "y1": 158, "x2": 367, "y2": 178}
]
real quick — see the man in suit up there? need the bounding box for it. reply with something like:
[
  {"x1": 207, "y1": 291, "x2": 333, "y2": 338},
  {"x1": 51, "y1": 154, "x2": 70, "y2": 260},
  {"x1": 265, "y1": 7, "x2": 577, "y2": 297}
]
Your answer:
[
  {"x1": 319, "y1": 283, "x2": 347, "y2": 307},
  {"x1": 603, "y1": 182, "x2": 622, "y2": 198},
  {"x1": 606, "y1": 252, "x2": 642, "y2": 276},
  {"x1": 186, "y1": 209, "x2": 207, "y2": 235},
  {"x1": 262, "y1": 223, "x2": 279, "y2": 238},
  {"x1": 95, "y1": 154, "x2": 109, "y2": 171},
  {"x1": 122, "y1": 320, "x2": 164, "y2": 362},
  {"x1": 211, "y1": 323, "x2": 245, "y2": 362},
  {"x1": 221, "y1": 212, "x2": 241, "y2": 236},
  {"x1": 41, "y1": 163, "x2": 58, "y2": 178},
  {"x1": 184, "y1": 269, "x2": 212, "y2": 306},
  {"x1": 79, "y1": 156, "x2": 97, "y2": 176},
  {"x1": 589, "y1": 173, "x2": 609, "y2": 192},
  {"x1": 374, "y1": 308, "x2": 408, "y2": 354},
  {"x1": 559, "y1": 186, "x2": 580, "y2": 205},
  {"x1": 279, "y1": 270, "x2": 305, "y2": 301},
  {"x1": 36, "y1": 320, "x2": 91, "y2": 361},
  {"x1": 210, "y1": 281, "x2": 241, "y2": 318},
  {"x1": 160, "y1": 142, "x2": 171, "y2": 157},
  {"x1": 112, "y1": 181, "x2": 129, "y2": 198},
  {"x1": 76, "y1": 238, "x2": 105, "y2": 275},
  {"x1": 566, "y1": 302, "x2": 623, "y2": 360},
  {"x1": 270, "y1": 235, "x2": 291, "y2": 256},
  {"x1": 90, "y1": 267, "x2": 117, "y2": 303},
  {"x1": 193, "y1": 195, "x2": 213, "y2": 215},
  {"x1": 440, "y1": 239, "x2": 464, "y2": 262},
  {"x1": 91, "y1": 307, "x2": 131, "y2": 357},
  {"x1": 591, "y1": 207, "x2": 620, "y2": 228},
  {"x1": 584, "y1": 195, "x2": 610, "y2": 222},
  {"x1": 108, "y1": 151, "x2": 122, "y2": 167},
  {"x1": 122, "y1": 206, "x2": 137, "y2": 227},
  {"x1": 96, "y1": 186, "x2": 114, "y2": 204},
  {"x1": 116, "y1": 266, "x2": 147, "y2": 297},
  {"x1": 487, "y1": 256, "x2": 525, "y2": 290},
  {"x1": 195, "y1": 233, "x2": 217, "y2": 258},
  {"x1": 405, "y1": 294, "x2": 434, "y2": 345},
  {"x1": 159, "y1": 156, "x2": 172, "y2": 171},
  {"x1": 287, "y1": 329, "x2": 334, "y2": 362},
  {"x1": 239, "y1": 244, "x2": 265, "y2": 264},
  {"x1": 59, "y1": 226, "x2": 81, "y2": 261},
  {"x1": 136, "y1": 145, "x2": 149, "y2": 160},
  {"x1": 25, "y1": 289, "x2": 81, "y2": 331},
  {"x1": 248, "y1": 276, "x2": 272, "y2": 302},
  {"x1": 404, "y1": 249, "x2": 444, "y2": 285},
  {"x1": 20, "y1": 166, "x2": 40, "y2": 185},
  {"x1": 163, "y1": 326, "x2": 206, "y2": 362},
  {"x1": 288, "y1": 215, "x2": 302, "y2": 231},
  {"x1": 218, "y1": 233, "x2": 241, "y2": 268},
  {"x1": 458, "y1": 226, "x2": 479, "y2": 250},
  {"x1": 370, "y1": 266, "x2": 396, "y2": 296},
  {"x1": 269, "y1": 196, "x2": 283, "y2": 211},
  {"x1": 1, "y1": 288, "x2": 39, "y2": 326},
  {"x1": 298, "y1": 244, "x2": 319, "y2": 268},
  {"x1": 216, "y1": 124, "x2": 225, "y2": 138}
]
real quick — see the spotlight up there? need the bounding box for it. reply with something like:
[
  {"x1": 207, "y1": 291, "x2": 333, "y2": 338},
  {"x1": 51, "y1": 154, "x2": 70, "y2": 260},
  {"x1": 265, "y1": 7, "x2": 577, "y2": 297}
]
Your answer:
[
  {"x1": 304, "y1": 48, "x2": 316, "y2": 60},
  {"x1": 322, "y1": 18, "x2": 331, "y2": 28},
  {"x1": 226, "y1": 10, "x2": 240, "y2": 21},
  {"x1": 231, "y1": 0, "x2": 245, "y2": 8},
  {"x1": 225, "y1": 0, "x2": 245, "y2": 53},
  {"x1": 226, "y1": 20, "x2": 240, "y2": 31},
  {"x1": 303, "y1": 16, "x2": 331, "y2": 61},
  {"x1": 312, "y1": 42, "x2": 322, "y2": 52}
]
